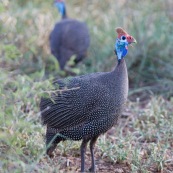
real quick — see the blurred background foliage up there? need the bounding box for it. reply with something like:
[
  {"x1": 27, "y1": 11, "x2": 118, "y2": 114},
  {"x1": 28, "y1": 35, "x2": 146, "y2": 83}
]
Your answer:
[
  {"x1": 1, "y1": 0, "x2": 173, "y2": 98},
  {"x1": 1, "y1": 0, "x2": 173, "y2": 172}
]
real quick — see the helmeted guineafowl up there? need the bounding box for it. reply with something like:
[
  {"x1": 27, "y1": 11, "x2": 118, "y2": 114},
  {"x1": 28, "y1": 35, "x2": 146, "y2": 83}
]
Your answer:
[
  {"x1": 50, "y1": 0, "x2": 90, "y2": 70},
  {"x1": 40, "y1": 27, "x2": 136, "y2": 172}
]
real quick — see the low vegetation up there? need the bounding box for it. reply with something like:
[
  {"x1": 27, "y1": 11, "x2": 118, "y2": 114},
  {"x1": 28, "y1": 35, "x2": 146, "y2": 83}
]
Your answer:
[{"x1": 0, "y1": 0, "x2": 173, "y2": 172}]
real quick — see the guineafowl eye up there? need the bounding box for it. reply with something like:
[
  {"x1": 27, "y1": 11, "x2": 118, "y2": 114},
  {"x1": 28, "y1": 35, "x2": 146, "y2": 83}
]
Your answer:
[{"x1": 121, "y1": 35, "x2": 126, "y2": 40}]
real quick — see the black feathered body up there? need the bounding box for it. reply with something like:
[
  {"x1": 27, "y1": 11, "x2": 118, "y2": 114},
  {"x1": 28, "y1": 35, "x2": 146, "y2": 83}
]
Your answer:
[
  {"x1": 50, "y1": 19, "x2": 90, "y2": 69},
  {"x1": 40, "y1": 59, "x2": 128, "y2": 145}
]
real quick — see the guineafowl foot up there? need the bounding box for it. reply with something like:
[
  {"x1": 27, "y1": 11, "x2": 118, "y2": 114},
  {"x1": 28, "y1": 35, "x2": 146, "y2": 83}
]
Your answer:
[{"x1": 88, "y1": 167, "x2": 96, "y2": 172}]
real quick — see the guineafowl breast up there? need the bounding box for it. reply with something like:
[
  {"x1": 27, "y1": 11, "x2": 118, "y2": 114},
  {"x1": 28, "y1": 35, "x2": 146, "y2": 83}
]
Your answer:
[{"x1": 41, "y1": 59, "x2": 128, "y2": 140}]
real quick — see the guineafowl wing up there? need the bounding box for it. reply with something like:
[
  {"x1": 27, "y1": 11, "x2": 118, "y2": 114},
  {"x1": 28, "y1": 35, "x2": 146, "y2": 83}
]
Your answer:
[{"x1": 40, "y1": 72, "x2": 110, "y2": 131}]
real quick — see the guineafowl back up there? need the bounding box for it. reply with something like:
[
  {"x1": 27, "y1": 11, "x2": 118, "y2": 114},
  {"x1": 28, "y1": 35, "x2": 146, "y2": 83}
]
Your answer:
[
  {"x1": 40, "y1": 59, "x2": 128, "y2": 141},
  {"x1": 50, "y1": 19, "x2": 90, "y2": 69}
]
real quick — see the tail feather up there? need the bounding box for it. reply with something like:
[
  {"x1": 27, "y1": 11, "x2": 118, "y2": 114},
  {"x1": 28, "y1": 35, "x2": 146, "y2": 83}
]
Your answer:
[
  {"x1": 46, "y1": 127, "x2": 64, "y2": 157},
  {"x1": 40, "y1": 97, "x2": 53, "y2": 125}
]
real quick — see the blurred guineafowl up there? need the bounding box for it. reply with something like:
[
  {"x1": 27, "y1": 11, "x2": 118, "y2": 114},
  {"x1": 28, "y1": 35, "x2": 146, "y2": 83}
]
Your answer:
[
  {"x1": 50, "y1": 0, "x2": 90, "y2": 70},
  {"x1": 40, "y1": 27, "x2": 136, "y2": 172}
]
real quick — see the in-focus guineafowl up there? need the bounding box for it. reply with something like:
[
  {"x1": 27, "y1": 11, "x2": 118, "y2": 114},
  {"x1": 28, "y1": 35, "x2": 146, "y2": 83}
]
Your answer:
[
  {"x1": 50, "y1": 0, "x2": 90, "y2": 70},
  {"x1": 40, "y1": 27, "x2": 136, "y2": 172}
]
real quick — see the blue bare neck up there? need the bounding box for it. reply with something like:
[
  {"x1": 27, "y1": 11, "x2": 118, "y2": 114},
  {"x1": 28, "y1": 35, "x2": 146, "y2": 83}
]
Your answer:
[
  {"x1": 54, "y1": 2, "x2": 67, "y2": 19},
  {"x1": 114, "y1": 38, "x2": 128, "y2": 63}
]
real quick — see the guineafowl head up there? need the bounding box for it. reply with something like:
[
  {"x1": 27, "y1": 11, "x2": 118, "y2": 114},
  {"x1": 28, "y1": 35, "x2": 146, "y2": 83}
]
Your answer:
[
  {"x1": 115, "y1": 27, "x2": 136, "y2": 63},
  {"x1": 54, "y1": 0, "x2": 66, "y2": 18}
]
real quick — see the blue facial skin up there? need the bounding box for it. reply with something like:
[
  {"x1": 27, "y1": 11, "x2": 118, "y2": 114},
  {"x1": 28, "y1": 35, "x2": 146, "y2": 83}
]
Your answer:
[
  {"x1": 115, "y1": 38, "x2": 129, "y2": 63},
  {"x1": 54, "y1": 2, "x2": 65, "y2": 16}
]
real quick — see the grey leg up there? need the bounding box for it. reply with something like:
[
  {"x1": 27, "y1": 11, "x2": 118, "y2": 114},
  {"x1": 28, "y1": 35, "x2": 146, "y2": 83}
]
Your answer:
[
  {"x1": 80, "y1": 138, "x2": 90, "y2": 173},
  {"x1": 89, "y1": 136, "x2": 98, "y2": 172}
]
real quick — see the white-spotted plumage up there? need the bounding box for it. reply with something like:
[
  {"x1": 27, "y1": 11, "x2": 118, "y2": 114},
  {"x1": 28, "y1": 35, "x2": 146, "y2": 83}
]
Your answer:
[
  {"x1": 40, "y1": 27, "x2": 136, "y2": 172},
  {"x1": 40, "y1": 60, "x2": 128, "y2": 144}
]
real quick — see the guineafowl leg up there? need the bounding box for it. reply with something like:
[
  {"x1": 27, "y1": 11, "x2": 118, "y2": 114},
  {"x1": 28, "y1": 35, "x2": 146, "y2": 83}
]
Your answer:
[
  {"x1": 89, "y1": 136, "x2": 99, "y2": 172},
  {"x1": 80, "y1": 138, "x2": 90, "y2": 173}
]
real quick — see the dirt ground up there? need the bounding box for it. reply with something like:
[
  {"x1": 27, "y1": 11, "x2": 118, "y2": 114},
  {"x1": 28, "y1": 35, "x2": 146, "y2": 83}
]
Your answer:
[
  {"x1": 37, "y1": 100, "x2": 173, "y2": 173},
  {"x1": 39, "y1": 149, "x2": 131, "y2": 173}
]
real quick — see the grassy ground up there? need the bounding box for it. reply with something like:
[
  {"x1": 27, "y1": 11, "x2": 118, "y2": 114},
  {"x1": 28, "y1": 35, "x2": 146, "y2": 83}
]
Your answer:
[{"x1": 0, "y1": 0, "x2": 173, "y2": 172}]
